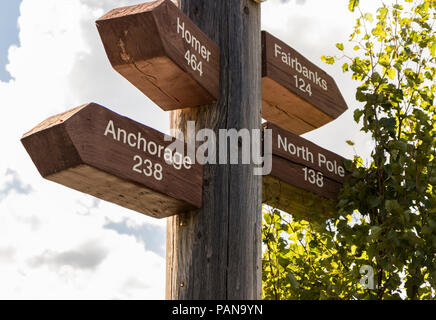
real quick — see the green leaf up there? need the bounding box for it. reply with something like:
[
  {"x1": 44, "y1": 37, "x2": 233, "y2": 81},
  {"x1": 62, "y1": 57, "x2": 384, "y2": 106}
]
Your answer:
[
  {"x1": 364, "y1": 13, "x2": 374, "y2": 23},
  {"x1": 348, "y1": 0, "x2": 360, "y2": 12},
  {"x1": 353, "y1": 156, "x2": 363, "y2": 167},
  {"x1": 354, "y1": 109, "x2": 364, "y2": 122},
  {"x1": 387, "y1": 68, "x2": 396, "y2": 80},
  {"x1": 336, "y1": 43, "x2": 344, "y2": 51},
  {"x1": 321, "y1": 55, "x2": 335, "y2": 65},
  {"x1": 346, "y1": 140, "x2": 355, "y2": 146},
  {"x1": 379, "y1": 7, "x2": 388, "y2": 20},
  {"x1": 368, "y1": 195, "x2": 382, "y2": 208},
  {"x1": 342, "y1": 63, "x2": 349, "y2": 72},
  {"x1": 355, "y1": 89, "x2": 366, "y2": 102},
  {"x1": 385, "y1": 199, "x2": 402, "y2": 213},
  {"x1": 430, "y1": 41, "x2": 436, "y2": 57},
  {"x1": 286, "y1": 272, "x2": 300, "y2": 289},
  {"x1": 278, "y1": 256, "x2": 290, "y2": 268},
  {"x1": 369, "y1": 226, "x2": 382, "y2": 241},
  {"x1": 379, "y1": 117, "x2": 396, "y2": 133}
]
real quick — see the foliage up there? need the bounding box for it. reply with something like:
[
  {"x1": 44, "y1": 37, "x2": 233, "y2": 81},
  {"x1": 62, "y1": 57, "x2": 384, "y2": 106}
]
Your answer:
[
  {"x1": 262, "y1": 207, "x2": 359, "y2": 300},
  {"x1": 263, "y1": 0, "x2": 435, "y2": 300}
]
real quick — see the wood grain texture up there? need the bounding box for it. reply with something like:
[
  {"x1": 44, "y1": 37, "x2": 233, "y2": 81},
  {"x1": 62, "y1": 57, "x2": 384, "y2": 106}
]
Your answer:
[
  {"x1": 262, "y1": 31, "x2": 348, "y2": 134},
  {"x1": 166, "y1": 0, "x2": 262, "y2": 300},
  {"x1": 262, "y1": 175, "x2": 336, "y2": 220},
  {"x1": 270, "y1": 155, "x2": 343, "y2": 200},
  {"x1": 266, "y1": 122, "x2": 346, "y2": 184},
  {"x1": 21, "y1": 103, "x2": 203, "y2": 218},
  {"x1": 96, "y1": 0, "x2": 219, "y2": 111},
  {"x1": 265, "y1": 122, "x2": 347, "y2": 200}
]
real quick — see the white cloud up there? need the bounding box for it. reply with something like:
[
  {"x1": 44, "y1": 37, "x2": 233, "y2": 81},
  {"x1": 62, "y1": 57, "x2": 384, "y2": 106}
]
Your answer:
[
  {"x1": 0, "y1": 0, "x2": 377, "y2": 299},
  {"x1": 0, "y1": 0, "x2": 167, "y2": 300}
]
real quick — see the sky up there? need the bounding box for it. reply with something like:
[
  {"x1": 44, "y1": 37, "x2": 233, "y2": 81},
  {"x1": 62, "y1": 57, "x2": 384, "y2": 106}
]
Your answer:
[
  {"x1": 0, "y1": 0, "x2": 20, "y2": 81},
  {"x1": 0, "y1": 0, "x2": 377, "y2": 299}
]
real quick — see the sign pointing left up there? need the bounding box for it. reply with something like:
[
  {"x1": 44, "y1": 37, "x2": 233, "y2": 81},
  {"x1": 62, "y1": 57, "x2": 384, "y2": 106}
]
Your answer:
[{"x1": 21, "y1": 103, "x2": 203, "y2": 218}]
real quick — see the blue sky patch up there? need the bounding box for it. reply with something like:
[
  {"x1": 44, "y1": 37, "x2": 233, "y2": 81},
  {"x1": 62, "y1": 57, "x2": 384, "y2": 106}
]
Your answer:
[
  {"x1": 105, "y1": 219, "x2": 166, "y2": 257},
  {"x1": 0, "y1": 0, "x2": 21, "y2": 82}
]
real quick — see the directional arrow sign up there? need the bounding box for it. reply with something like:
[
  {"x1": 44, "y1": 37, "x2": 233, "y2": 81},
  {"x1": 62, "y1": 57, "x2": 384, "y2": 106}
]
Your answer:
[
  {"x1": 21, "y1": 103, "x2": 203, "y2": 218},
  {"x1": 96, "y1": 0, "x2": 219, "y2": 111},
  {"x1": 266, "y1": 122, "x2": 347, "y2": 200},
  {"x1": 262, "y1": 31, "x2": 348, "y2": 135}
]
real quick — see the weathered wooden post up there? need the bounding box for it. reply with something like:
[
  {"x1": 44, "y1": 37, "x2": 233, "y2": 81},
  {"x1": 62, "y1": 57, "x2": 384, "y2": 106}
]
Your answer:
[{"x1": 166, "y1": 0, "x2": 262, "y2": 299}]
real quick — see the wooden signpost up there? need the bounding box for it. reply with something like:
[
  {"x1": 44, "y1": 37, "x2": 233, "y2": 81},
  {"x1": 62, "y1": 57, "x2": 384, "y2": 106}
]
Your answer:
[
  {"x1": 262, "y1": 31, "x2": 348, "y2": 134},
  {"x1": 165, "y1": 0, "x2": 262, "y2": 300},
  {"x1": 21, "y1": 103, "x2": 202, "y2": 219},
  {"x1": 96, "y1": 0, "x2": 220, "y2": 111},
  {"x1": 21, "y1": 0, "x2": 351, "y2": 301},
  {"x1": 263, "y1": 122, "x2": 347, "y2": 219}
]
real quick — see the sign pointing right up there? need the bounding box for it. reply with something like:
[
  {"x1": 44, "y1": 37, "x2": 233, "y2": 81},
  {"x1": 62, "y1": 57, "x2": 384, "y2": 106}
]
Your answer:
[
  {"x1": 262, "y1": 31, "x2": 348, "y2": 135},
  {"x1": 266, "y1": 122, "x2": 347, "y2": 200}
]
